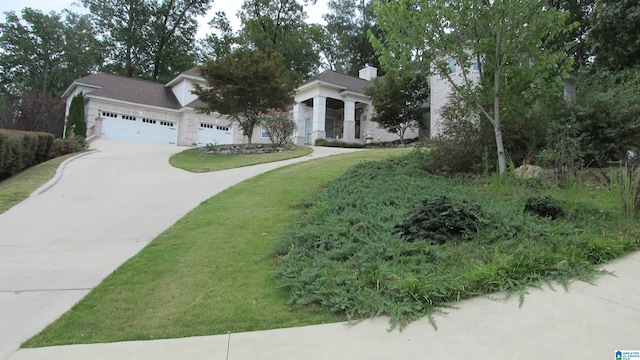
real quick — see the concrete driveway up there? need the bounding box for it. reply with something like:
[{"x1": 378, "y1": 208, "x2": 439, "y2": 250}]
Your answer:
[{"x1": 0, "y1": 139, "x2": 363, "y2": 360}]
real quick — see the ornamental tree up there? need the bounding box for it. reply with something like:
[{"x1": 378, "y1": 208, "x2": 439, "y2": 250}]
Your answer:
[
  {"x1": 259, "y1": 109, "x2": 297, "y2": 146},
  {"x1": 364, "y1": 68, "x2": 429, "y2": 144},
  {"x1": 193, "y1": 48, "x2": 301, "y2": 143}
]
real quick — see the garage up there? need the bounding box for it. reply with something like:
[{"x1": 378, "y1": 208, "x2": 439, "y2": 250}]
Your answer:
[
  {"x1": 197, "y1": 122, "x2": 233, "y2": 146},
  {"x1": 100, "y1": 112, "x2": 177, "y2": 145}
]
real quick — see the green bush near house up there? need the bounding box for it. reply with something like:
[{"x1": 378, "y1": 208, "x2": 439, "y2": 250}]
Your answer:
[
  {"x1": 49, "y1": 136, "x2": 87, "y2": 158},
  {"x1": 66, "y1": 92, "x2": 86, "y2": 138},
  {"x1": 314, "y1": 138, "x2": 364, "y2": 148}
]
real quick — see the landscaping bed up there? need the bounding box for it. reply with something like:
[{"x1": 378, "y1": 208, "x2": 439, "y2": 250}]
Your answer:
[{"x1": 274, "y1": 150, "x2": 640, "y2": 328}]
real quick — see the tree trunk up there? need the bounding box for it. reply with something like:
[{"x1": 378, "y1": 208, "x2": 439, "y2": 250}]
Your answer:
[{"x1": 494, "y1": 27, "x2": 506, "y2": 174}]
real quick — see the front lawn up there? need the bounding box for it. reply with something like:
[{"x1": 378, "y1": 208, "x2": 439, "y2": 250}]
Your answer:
[
  {"x1": 169, "y1": 145, "x2": 313, "y2": 172},
  {"x1": 23, "y1": 148, "x2": 407, "y2": 347}
]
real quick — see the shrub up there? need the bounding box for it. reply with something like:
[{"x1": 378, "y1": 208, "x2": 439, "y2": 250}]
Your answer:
[
  {"x1": 67, "y1": 92, "x2": 86, "y2": 138},
  {"x1": 49, "y1": 136, "x2": 86, "y2": 158},
  {"x1": 395, "y1": 195, "x2": 488, "y2": 244},
  {"x1": 524, "y1": 195, "x2": 564, "y2": 220},
  {"x1": 258, "y1": 109, "x2": 296, "y2": 146},
  {"x1": 314, "y1": 138, "x2": 364, "y2": 148},
  {"x1": 275, "y1": 151, "x2": 632, "y2": 328},
  {"x1": 0, "y1": 129, "x2": 55, "y2": 180}
]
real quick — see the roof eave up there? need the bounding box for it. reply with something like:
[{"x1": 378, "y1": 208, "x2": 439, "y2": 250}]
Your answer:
[
  {"x1": 86, "y1": 94, "x2": 182, "y2": 112},
  {"x1": 61, "y1": 81, "x2": 102, "y2": 99},
  {"x1": 297, "y1": 80, "x2": 348, "y2": 93},
  {"x1": 165, "y1": 74, "x2": 205, "y2": 88}
]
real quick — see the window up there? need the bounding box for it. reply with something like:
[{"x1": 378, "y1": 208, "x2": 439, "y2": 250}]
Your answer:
[
  {"x1": 447, "y1": 58, "x2": 456, "y2": 74},
  {"x1": 122, "y1": 115, "x2": 136, "y2": 121},
  {"x1": 200, "y1": 123, "x2": 214, "y2": 129},
  {"x1": 142, "y1": 118, "x2": 156, "y2": 125},
  {"x1": 216, "y1": 125, "x2": 229, "y2": 132},
  {"x1": 102, "y1": 112, "x2": 117, "y2": 118},
  {"x1": 160, "y1": 121, "x2": 173, "y2": 127},
  {"x1": 261, "y1": 127, "x2": 269, "y2": 138},
  {"x1": 471, "y1": 58, "x2": 479, "y2": 72}
]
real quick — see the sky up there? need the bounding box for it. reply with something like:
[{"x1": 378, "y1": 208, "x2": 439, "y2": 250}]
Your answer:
[{"x1": 0, "y1": 0, "x2": 330, "y2": 38}]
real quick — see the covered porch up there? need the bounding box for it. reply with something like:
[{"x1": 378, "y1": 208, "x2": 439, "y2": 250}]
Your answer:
[{"x1": 292, "y1": 68, "x2": 376, "y2": 145}]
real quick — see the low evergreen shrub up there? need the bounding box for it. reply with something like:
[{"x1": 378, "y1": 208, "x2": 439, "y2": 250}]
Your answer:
[
  {"x1": 395, "y1": 195, "x2": 488, "y2": 244},
  {"x1": 314, "y1": 138, "x2": 364, "y2": 148},
  {"x1": 275, "y1": 151, "x2": 638, "y2": 328},
  {"x1": 524, "y1": 195, "x2": 564, "y2": 220}
]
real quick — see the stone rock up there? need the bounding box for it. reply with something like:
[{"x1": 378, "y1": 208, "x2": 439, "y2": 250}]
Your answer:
[{"x1": 515, "y1": 164, "x2": 546, "y2": 179}]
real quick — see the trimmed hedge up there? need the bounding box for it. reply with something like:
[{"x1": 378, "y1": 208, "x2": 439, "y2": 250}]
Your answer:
[
  {"x1": 314, "y1": 138, "x2": 364, "y2": 148},
  {"x1": 0, "y1": 129, "x2": 55, "y2": 180}
]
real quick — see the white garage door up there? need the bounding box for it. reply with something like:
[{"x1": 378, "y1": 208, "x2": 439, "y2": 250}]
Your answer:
[
  {"x1": 197, "y1": 123, "x2": 233, "y2": 146},
  {"x1": 101, "y1": 112, "x2": 177, "y2": 145}
]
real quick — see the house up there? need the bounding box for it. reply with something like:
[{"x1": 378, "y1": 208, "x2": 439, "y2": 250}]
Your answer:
[{"x1": 63, "y1": 64, "x2": 454, "y2": 146}]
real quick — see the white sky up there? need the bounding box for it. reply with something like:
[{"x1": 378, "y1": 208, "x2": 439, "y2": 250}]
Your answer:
[{"x1": 0, "y1": 0, "x2": 329, "y2": 38}]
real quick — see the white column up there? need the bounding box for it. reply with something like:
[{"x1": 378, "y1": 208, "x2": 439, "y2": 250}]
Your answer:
[
  {"x1": 293, "y1": 103, "x2": 306, "y2": 144},
  {"x1": 312, "y1": 96, "x2": 326, "y2": 142},
  {"x1": 312, "y1": 96, "x2": 326, "y2": 131},
  {"x1": 343, "y1": 100, "x2": 355, "y2": 141}
]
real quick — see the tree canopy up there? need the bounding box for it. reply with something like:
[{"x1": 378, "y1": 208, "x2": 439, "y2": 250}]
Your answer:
[
  {"x1": 81, "y1": 0, "x2": 212, "y2": 82},
  {"x1": 0, "y1": 8, "x2": 100, "y2": 97},
  {"x1": 589, "y1": 0, "x2": 640, "y2": 71},
  {"x1": 193, "y1": 49, "x2": 301, "y2": 143},
  {"x1": 364, "y1": 68, "x2": 429, "y2": 144},
  {"x1": 372, "y1": 0, "x2": 574, "y2": 174},
  {"x1": 322, "y1": 0, "x2": 381, "y2": 76}
]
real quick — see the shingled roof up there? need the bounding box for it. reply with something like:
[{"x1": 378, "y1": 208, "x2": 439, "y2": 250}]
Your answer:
[
  {"x1": 69, "y1": 73, "x2": 182, "y2": 109},
  {"x1": 303, "y1": 70, "x2": 373, "y2": 94}
]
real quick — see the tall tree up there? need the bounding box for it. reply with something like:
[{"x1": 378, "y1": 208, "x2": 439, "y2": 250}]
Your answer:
[
  {"x1": 364, "y1": 68, "x2": 429, "y2": 144},
  {"x1": 589, "y1": 0, "x2": 640, "y2": 71},
  {"x1": 548, "y1": 0, "x2": 595, "y2": 71},
  {"x1": 0, "y1": 9, "x2": 99, "y2": 97},
  {"x1": 371, "y1": 0, "x2": 573, "y2": 174},
  {"x1": 198, "y1": 11, "x2": 235, "y2": 61},
  {"x1": 322, "y1": 0, "x2": 381, "y2": 75},
  {"x1": 193, "y1": 49, "x2": 301, "y2": 143},
  {"x1": 236, "y1": 0, "x2": 323, "y2": 77},
  {"x1": 148, "y1": 0, "x2": 212, "y2": 82},
  {"x1": 82, "y1": 0, "x2": 212, "y2": 82}
]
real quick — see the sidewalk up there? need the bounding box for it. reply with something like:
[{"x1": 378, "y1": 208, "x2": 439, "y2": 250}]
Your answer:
[{"x1": 7, "y1": 250, "x2": 640, "y2": 359}]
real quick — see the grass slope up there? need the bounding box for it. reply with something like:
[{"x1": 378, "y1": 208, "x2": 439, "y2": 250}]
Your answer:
[
  {"x1": 0, "y1": 153, "x2": 80, "y2": 214},
  {"x1": 169, "y1": 146, "x2": 314, "y2": 173},
  {"x1": 24, "y1": 148, "x2": 409, "y2": 347}
]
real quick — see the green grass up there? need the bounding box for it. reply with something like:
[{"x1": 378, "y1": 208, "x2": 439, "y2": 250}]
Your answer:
[
  {"x1": 23, "y1": 148, "x2": 409, "y2": 347},
  {"x1": 169, "y1": 145, "x2": 314, "y2": 173},
  {"x1": 0, "y1": 153, "x2": 80, "y2": 214}
]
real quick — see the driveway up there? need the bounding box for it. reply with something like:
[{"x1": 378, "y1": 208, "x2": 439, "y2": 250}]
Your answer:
[{"x1": 0, "y1": 140, "x2": 363, "y2": 360}]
